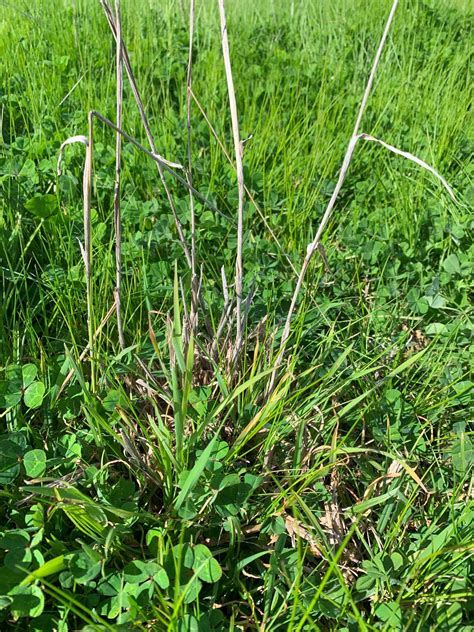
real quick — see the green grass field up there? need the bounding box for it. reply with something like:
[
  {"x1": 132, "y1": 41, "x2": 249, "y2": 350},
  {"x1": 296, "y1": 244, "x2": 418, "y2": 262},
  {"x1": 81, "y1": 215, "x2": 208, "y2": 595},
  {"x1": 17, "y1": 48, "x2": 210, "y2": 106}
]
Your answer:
[{"x1": 0, "y1": 0, "x2": 473, "y2": 629}]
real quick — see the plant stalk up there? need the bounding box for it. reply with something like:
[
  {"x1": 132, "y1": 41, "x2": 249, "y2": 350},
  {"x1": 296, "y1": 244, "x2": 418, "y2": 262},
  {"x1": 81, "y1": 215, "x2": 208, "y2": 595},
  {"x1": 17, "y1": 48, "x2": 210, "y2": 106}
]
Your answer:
[
  {"x1": 268, "y1": 0, "x2": 400, "y2": 393},
  {"x1": 186, "y1": 0, "x2": 198, "y2": 338},
  {"x1": 218, "y1": 0, "x2": 245, "y2": 353},
  {"x1": 84, "y1": 111, "x2": 95, "y2": 391},
  {"x1": 114, "y1": 0, "x2": 125, "y2": 349}
]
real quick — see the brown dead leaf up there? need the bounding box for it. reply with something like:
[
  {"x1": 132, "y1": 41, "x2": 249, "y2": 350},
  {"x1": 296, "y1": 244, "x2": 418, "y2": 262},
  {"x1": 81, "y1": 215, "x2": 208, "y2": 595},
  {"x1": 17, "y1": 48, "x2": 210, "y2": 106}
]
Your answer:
[{"x1": 284, "y1": 514, "x2": 322, "y2": 557}]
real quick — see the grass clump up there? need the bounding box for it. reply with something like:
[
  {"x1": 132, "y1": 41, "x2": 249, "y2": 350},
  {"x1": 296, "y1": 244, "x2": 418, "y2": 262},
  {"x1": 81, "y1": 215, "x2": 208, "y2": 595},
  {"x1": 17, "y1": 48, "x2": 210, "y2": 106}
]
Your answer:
[{"x1": 0, "y1": 0, "x2": 473, "y2": 630}]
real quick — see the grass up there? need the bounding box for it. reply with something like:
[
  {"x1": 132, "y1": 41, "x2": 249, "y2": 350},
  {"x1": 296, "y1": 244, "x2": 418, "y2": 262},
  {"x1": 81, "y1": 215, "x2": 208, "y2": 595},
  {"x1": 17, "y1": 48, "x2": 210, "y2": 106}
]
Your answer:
[{"x1": 0, "y1": 0, "x2": 473, "y2": 629}]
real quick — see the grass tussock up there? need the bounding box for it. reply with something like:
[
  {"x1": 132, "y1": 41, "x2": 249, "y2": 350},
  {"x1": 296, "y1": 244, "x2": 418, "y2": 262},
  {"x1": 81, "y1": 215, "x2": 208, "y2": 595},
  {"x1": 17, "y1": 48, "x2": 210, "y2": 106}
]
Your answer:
[{"x1": 0, "y1": 0, "x2": 473, "y2": 630}]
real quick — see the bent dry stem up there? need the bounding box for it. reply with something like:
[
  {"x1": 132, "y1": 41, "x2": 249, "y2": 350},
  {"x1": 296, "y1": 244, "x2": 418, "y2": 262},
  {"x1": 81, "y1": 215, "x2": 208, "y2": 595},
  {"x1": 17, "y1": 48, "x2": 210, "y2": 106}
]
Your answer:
[
  {"x1": 2, "y1": 0, "x2": 472, "y2": 628},
  {"x1": 268, "y1": 0, "x2": 400, "y2": 393},
  {"x1": 57, "y1": 108, "x2": 216, "y2": 378},
  {"x1": 100, "y1": 0, "x2": 192, "y2": 272}
]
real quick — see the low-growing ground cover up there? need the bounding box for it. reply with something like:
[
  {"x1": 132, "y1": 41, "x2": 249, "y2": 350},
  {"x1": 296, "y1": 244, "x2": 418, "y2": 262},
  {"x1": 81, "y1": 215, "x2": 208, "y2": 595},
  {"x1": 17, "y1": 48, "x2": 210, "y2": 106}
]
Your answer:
[{"x1": 0, "y1": 0, "x2": 472, "y2": 629}]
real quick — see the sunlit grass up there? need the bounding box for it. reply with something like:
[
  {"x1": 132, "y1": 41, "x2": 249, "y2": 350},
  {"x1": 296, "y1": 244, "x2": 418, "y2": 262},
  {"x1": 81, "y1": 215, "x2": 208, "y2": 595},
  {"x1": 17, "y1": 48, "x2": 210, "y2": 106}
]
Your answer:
[{"x1": 0, "y1": 0, "x2": 472, "y2": 629}]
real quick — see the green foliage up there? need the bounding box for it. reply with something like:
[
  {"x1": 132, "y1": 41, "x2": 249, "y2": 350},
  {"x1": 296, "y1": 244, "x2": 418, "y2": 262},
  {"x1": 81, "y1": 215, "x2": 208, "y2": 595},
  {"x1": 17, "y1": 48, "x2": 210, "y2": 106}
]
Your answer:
[
  {"x1": 0, "y1": 0, "x2": 472, "y2": 629},
  {"x1": 0, "y1": 364, "x2": 46, "y2": 410}
]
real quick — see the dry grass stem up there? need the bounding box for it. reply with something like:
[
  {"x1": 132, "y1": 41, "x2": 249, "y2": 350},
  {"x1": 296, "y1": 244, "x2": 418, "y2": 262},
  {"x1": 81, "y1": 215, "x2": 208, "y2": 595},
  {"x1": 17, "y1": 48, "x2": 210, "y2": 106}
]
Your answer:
[
  {"x1": 268, "y1": 0, "x2": 400, "y2": 394},
  {"x1": 83, "y1": 113, "x2": 94, "y2": 387},
  {"x1": 190, "y1": 88, "x2": 296, "y2": 273},
  {"x1": 57, "y1": 135, "x2": 88, "y2": 175},
  {"x1": 58, "y1": 116, "x2": 95, "y2": 387},
  {"x1": 114, "y1": 0, "x2": 125, "y2": 349},
  {"x1": 218, "y1": 0, "x2": 246, "y2": 353},
  {"x1": 87, "y1": 110, "x2": 218, "y2": 214},
  {"x1": 187, "y1": 0, "x2": 198, "y2": 336},
  {"x1": 221, "y1": 265, "x2": 229, "y2": 307},
  {"x1": 100, "y1": 0, "x2": 192, "y2": 269},
  {"x1": 358, "y1": 133, "x2": 457, "y2": 201}
]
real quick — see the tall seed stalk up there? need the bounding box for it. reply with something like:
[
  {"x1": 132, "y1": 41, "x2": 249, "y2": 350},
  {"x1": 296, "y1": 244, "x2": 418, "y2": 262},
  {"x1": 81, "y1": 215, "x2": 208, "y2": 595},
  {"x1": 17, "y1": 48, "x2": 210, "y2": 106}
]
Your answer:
[
  {"x1": 100, "y1": 0, "x2": 192, "y2": 270},
  {"x1": 268, "y1": 0, "x2": 400, "y2": 393},
  {"x1": 218, "y1": 0, "x2": 245, "y2": 354},
  {"x1": 113, "y1": 0, "x2": 125, "y2": 349},
  {"x1": 84, "y1": 112, "x2": 94, "y2": 390},
  {"x1": 57, "y1": 129, "x2": 95, "y2": 390},
  {"x1": 186, "y1": 0, "x2": 198, "y2": 338}
]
